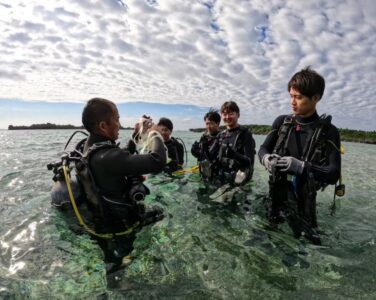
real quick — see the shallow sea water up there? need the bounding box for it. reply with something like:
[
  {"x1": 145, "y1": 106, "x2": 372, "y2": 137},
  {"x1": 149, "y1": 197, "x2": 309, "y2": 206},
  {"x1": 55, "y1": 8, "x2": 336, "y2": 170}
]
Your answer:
[{"x1": 0, "y1": 129, "x2": 376, "y2": 299}]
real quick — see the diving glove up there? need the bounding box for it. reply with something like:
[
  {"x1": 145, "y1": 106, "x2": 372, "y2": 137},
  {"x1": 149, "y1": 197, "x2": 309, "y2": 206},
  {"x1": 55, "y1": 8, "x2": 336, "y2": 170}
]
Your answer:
[
  {"x1": 275, "y1": 156, "x2": 305, "y2": 175},
  {"x1": 261, "y1": 153, "x2": 281, "y2": 173}
]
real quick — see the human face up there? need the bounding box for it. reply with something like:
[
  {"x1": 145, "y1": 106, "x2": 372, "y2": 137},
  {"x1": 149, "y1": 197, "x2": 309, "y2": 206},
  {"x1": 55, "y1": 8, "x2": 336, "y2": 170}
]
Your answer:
[
  {"x1": 205, "y1": 118, "x2": 220, "y2": 135},
  {"x1": 221, "y1": 110, "x2": 239, "y2": 129},
  {"x1": 289, "y1": 87, "x2": 319, "y2": 117},
  {"x1": 159, "y1": 125, "x2": 171, "y2": 142},
  {"x1": 101, "y1": 105, "x2": 120, "y2": 141}
]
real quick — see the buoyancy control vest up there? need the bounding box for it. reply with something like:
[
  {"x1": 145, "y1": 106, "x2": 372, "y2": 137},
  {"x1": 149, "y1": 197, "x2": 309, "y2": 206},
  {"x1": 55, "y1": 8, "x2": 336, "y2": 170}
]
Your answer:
[
  {"x1": 48, "y1": 131, "x2": 154, "y2": 238},
  {"x1": 272, "y1": 114, "x2": 344, "y2": 193},
  {"x1": 165, "y1": 137, "x2": 186, "y2": 173},
  {"x1": 75, "y1": 140, "x2": 150, "y2": 229},
  {"x1": 195, "y1": 132, "x2": 219, "y2": 181},
  {"x1": 214, "y1": 127, "x2": 254, "y2": 185}
]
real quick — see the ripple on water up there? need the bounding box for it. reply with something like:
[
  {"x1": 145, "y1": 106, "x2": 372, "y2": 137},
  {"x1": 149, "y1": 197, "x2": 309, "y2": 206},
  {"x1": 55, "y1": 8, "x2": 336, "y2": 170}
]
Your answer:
[{"x1": 0, "y1": 131, "x2": 376, "y2": 299}]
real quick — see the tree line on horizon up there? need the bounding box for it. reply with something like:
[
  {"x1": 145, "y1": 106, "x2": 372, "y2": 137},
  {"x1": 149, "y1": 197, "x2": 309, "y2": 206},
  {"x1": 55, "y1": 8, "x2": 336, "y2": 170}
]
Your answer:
[
  {"x1": 190, "y1": 124, "x2": 376, "y2": 144},
  {"x1": 7, "y1": 122, "x2": 376, "y2": 144},
  {"x1": 8, "y1": 123, "x2": 132, "y2": 130}
]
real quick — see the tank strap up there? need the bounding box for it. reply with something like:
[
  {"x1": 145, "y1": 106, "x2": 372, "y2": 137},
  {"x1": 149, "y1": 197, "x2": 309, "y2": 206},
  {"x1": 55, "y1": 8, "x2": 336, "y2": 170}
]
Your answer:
[{"x1": 273, "y1": 116, "x2": 294, "y2": 156}]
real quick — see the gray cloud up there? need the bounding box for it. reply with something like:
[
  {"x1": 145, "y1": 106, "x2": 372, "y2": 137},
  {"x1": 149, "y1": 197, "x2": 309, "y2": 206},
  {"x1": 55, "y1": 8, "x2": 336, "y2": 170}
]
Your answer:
[{"x1": 0, "y1": 0, "x2": 375, "y2": 130}]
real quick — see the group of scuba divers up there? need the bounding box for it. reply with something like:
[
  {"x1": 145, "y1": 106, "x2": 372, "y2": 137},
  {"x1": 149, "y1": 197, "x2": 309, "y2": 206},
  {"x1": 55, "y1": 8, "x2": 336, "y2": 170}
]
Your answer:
[{"x1": 48, "y1": 67, "x2": 345, "y2": 265}]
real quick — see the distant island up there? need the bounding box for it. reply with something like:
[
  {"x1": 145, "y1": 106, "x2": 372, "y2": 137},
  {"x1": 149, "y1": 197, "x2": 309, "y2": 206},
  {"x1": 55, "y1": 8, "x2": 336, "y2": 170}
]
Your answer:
[
  {"x1": 8, "y1": 123, "x2": 133, "y2": 130},
  {"x1": 190, "y1": 124, "x2": 376, "y2": 144},
  {"x1": 7, "y1": 123, "x2": 376, "y2": 144}
]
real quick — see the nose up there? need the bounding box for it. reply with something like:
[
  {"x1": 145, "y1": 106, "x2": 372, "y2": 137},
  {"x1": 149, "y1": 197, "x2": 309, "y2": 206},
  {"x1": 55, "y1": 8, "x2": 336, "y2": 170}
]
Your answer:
[{"x1": 291, "y1": 96, "x2": 296, "y2": 105}]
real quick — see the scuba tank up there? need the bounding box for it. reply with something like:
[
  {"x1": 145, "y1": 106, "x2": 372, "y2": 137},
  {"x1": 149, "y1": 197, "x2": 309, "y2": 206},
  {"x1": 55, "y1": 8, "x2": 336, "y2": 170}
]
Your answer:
[{"x1": 47, "y1": 156, "x2": 82, "y2": 211}]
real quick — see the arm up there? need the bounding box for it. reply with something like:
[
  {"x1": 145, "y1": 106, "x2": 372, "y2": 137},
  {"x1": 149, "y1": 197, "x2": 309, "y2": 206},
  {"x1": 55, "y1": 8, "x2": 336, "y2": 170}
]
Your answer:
[
  {"x1": 258, "y1": 115, "x2": 285, "y2": 161},
  {"x1": 231, "y1": 130, "x2": 255, "y2": 168},
  {"x1": 176, "y1": 140, "x2": 185, "y2": 165},
  {"x1": 191, "y1": 141, "x2": 200, "y2": 158},
  {"x1": 98, "y1": 131, "x2": 167, "y2": 176},
  {"x1": 191, "y1": 135, "x2": 205, "y2": 159},
  {"x1": 310, "y1": 126, "x2": 341, "y2": 184}
]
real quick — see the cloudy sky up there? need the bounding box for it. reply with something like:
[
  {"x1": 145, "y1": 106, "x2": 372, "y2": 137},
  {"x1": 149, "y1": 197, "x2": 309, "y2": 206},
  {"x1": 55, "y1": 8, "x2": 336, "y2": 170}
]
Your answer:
[{"x1": 0, "y1": 0, "x2": 375, "y2": 130}]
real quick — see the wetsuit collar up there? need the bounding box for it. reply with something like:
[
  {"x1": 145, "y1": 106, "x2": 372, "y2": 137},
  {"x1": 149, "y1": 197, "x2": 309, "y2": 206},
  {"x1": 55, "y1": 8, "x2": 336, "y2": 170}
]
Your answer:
[
  {"x1": 294, "y1": 111, "x2": 319, "y2": 124},
  {"x1": 206, "y1": 130, "x2": 220, "y2": 137},
  {"x1": 88, "y1": 133, "x2": 116, "y2": 146},
  {"x1": 226, "y1": 125, "x2": 241, "y2": 133}
]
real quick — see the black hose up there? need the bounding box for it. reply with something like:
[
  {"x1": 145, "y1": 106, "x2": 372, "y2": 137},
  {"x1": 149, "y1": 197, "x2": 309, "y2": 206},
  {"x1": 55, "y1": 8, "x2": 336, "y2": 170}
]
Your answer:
[{"x1": 64, "y1": 130, "x2": 88, "y2": 150}]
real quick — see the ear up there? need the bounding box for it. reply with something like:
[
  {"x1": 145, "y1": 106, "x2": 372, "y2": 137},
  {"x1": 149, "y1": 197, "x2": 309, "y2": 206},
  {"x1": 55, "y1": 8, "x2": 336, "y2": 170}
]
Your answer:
[
  {"x1": 312, "y1": 95, "x2": 320, "y2": 104},
  {"x1": 98, "y1": 120, "x2": 107, "y2": 134}
]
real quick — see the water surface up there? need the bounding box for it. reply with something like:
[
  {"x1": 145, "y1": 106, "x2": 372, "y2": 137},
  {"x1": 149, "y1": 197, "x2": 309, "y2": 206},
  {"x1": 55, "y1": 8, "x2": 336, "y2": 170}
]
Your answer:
[{"x1": 0, "y1": 130, "x2": 375, "y2": 299}]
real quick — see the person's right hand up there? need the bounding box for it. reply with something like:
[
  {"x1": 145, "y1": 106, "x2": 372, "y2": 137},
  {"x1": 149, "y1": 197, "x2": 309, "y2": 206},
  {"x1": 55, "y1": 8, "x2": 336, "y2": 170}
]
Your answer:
[{"x1": 262, "y1": 153, "x2": 281, "y2": 173}]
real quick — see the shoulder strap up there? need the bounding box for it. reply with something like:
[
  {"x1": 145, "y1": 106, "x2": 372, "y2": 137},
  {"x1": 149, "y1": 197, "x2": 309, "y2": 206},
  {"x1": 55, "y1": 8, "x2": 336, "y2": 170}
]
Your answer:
[
  {"x1": 304, "y1": 114, "x2": 332, "y2": 162},
  {"x1": 273, "y1": 116, "x2": 294, "y2": 156},
  {"x1": 233, "y1": 127, "x2": 249, "y2": 150},
  {"x1": 84, "y1": 141, "x2": 117, "y2": 159}
]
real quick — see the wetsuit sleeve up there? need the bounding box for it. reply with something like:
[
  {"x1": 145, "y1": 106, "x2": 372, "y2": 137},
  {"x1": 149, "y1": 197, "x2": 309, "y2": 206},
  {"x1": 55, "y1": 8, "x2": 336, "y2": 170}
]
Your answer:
[
  {"x1": 166, "y1": 142, "x2": 178, "y2": 162},
  {"x1": 258, "y1": 115, "x2": 286, "y2": 162},
  {"x1": 232, "y1": 130, "x2": 255, "y2": 168},
  {"x1": 191, "y1": 141, "x2": 200, "y2": 158},
  {"x1": 125, "y1": 139, "x2": 137, "y2": 154},
  {"x1": 96, "y1": 133, "x2": 167, "y2": 176},
  {"x1": 309, "y1": 125, "x2": 341, "y2": 184},
  {"x1": 191, "y1": 135, "x2": 204, "y2": 159}
]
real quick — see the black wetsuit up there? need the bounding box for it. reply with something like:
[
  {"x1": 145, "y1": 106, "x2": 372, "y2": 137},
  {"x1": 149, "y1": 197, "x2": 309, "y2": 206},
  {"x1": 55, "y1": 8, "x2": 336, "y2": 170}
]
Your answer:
[
  {"x1": 191, "y1": 131, "x2": 220, "y2": 181},
  {"x1": 258, "y1": 111, "x2": 341, "y2": 242},
  {"x1": 164, "y1": 137, "x2": 184, "y2": 173},
  {"x1": 85, "y1": 133, "x2": 166, "y2": 260},
  {"x1": 209, "y1": 126, "x2": 256, "y2": 185},
  {"x1": 191, "y1": 131, "x2": 219, "y2": 161}
]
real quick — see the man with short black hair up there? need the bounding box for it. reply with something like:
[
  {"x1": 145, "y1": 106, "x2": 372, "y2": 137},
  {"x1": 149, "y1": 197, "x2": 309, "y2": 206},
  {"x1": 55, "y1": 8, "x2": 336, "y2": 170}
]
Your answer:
[
  {"x1": 258, "y1": 67, "x2": 341, "y2": 244},
  {"x1": 158, "y1": 117, "x2": 185, "y2": 174},
  {"x1": 79, "y1": 98, "x2": 166, "y2": 262},
  {"x1": 191, "y1": 109, "x2": 221, "y2": 181},
  {"x1": 209, "y1": 101, "x2": 256, "y2": 186}
]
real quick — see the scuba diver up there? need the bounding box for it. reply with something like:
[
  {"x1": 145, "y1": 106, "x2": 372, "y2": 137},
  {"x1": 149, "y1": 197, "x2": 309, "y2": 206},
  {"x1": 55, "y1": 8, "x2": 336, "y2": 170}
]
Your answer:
[
  {"x1": 209, "y1": 101, "x2": 256, "y2": 187},
  {"x1": 191, "y1": 109, "x2": 221, "y2": 182},
  {"x1": 258, "y1": 67, "x2": 343, "y2": 245},
  {"x1": 157, "y1": 117, "x2": 186, "y2": 174},
  {"x1": 48, "y1": 98, "x2": 166, "y2": 264}
]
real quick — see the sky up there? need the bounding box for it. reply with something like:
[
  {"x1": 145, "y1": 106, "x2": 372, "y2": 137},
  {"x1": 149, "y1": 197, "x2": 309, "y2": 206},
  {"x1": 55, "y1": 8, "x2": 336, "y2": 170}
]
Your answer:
[{"x1": 0, "y1": 0, "x2": 375, "y2": 130}]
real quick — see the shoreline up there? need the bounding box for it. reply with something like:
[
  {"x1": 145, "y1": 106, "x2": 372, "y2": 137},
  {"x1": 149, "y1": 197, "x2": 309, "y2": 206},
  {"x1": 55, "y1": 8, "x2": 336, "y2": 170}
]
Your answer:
[
  {"x1": 6, "y1": 123, "x2": 376, "y2": 144},
  {"x1": 190, "y1": 125, "x2": 376, "y2": 145}
]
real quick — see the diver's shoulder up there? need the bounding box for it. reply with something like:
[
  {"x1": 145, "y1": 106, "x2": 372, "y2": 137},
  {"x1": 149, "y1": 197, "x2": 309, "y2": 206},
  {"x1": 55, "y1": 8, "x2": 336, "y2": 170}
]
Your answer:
[{"x1": 272, "y1": 114, "x2": 291, "y2": 129}]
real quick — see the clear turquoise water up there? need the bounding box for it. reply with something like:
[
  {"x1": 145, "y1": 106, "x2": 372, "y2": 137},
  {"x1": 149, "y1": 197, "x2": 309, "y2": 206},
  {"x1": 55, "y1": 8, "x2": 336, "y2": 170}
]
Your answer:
[{"x1": 1, "y1": 129, "x2": 376, "y2": 299}]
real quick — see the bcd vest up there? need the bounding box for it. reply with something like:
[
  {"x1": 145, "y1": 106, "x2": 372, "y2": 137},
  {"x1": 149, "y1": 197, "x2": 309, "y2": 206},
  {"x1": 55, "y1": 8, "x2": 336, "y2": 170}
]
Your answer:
[{"x1": 74, "y1": 140, "x2": 149, "y2": 225}]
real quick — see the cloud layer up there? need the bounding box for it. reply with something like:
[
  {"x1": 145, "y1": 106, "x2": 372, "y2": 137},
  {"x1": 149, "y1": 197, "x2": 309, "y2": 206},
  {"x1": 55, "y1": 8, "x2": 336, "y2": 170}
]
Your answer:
[{"x1": 0, "y1": 0, "x2": 375, "y2": 130}]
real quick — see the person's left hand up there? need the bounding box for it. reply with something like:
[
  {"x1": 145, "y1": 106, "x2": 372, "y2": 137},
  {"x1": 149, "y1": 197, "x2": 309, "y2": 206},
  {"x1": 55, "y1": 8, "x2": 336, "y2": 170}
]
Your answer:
[{"x1": 275, "y1": 156, "x2": 305, "y2": 175}]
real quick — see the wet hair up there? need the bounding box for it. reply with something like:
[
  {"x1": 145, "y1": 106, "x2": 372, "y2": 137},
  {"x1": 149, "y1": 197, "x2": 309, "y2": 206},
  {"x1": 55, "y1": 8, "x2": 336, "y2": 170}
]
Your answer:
[
  {"x1": 82, "y1": 98, "x2": 115, "y2": 133},
  {"x1": 204, "y1": 109, "x2": 221, "y2": 124},
  {"x1": 288, "y1": 66, "x2": 325, "y2": 99},
  {"x1": 158, "y1": 117, "x2": 173, "y2": 131},
  {"x1": 221, "y1": 101, "x2": 240, "y2": 114}
]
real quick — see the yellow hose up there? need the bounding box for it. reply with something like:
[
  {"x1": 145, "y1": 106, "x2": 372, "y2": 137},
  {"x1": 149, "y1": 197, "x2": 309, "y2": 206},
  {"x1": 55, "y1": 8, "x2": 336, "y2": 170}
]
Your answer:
[
  {"x1": 62, "y1": 165, "x2": 135, "y2": 239},
  {"x1": 172, "y1": 165, "x2": 200, "y2": 176}
]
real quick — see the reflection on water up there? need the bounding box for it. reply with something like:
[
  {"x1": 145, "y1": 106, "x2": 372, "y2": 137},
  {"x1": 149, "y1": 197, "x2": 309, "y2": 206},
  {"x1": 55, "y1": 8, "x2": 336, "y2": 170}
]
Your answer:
[{"x1": 0, "y1": 130, "x2": 376, "y2": 299}]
